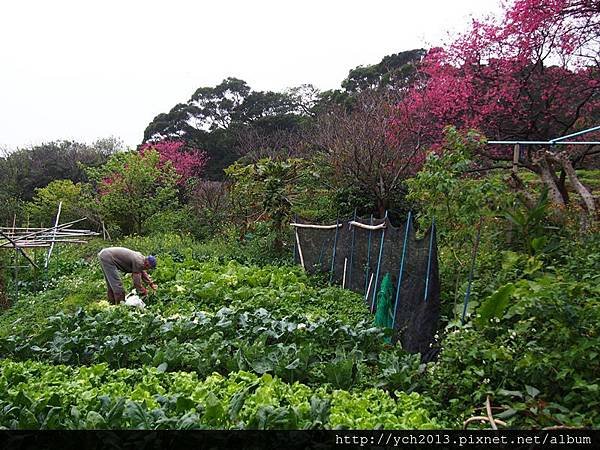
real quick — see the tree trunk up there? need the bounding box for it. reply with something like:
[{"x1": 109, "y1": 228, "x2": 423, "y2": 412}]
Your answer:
[
  {"x1": 557, "y1": 169, "x2": 569, "y2": 205},
  {"x1": 376, "y1": 198, "x2": 386, "y2": 219},
  {"x1": 549, "y1": 151, "x2": 597, "y2": 229},
  {"x1": 508, "y1": 161, "x2": 565, "y2": 226},
  {"x1": 533, "y1": 153, "x2": 565, "y2": 208}
]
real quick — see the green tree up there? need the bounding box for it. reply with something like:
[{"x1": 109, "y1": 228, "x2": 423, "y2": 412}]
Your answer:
[
  {"x1": 341, "y1": 49, "x2": 425, "y2": 94},
  {"x1": 26, "y1": 180, "x2": 96, "y2": 228},
  {"x1": 0, "y1": 139, "x2": 119, "y2": 225},
  {"x1": 225, "y1": 158, "x2": 317, "y2": 252},
  {"x1": 406, "y1": 127, "x2": 514, "y2": 305},
  {"x1": 406, "y1": 127, "x2": 511, "y2": 251},
  {"x1": 315, "y1": 49, "x2": 425, "y2": 112},
  {"x1": 143, "y1": 78, "x2": 316, "y2": 179},
  {"x1": 88, "y1": 150, "x2": 180, "y2": 235}
]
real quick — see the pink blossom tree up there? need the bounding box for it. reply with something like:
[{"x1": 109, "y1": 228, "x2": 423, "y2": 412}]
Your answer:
[
  {"x1": 392, "y1": 0, "x2": 600, "y2": 223},
  {"x1": 139, "y1": 140, "x2": 208, "y2": 185}
]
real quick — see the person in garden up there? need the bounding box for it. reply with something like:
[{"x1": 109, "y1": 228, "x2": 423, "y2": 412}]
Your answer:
[{"x1": 97, "y1": 247, "x2": 157, "y2": 304}]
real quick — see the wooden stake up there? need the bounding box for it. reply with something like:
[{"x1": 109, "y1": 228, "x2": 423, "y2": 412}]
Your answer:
[
  {"x1": 294, "y1": 228, "x2": 305, "y2": 269},
  {"x1": 365, "y1": 273, "x2": 374, "y2": 302}
]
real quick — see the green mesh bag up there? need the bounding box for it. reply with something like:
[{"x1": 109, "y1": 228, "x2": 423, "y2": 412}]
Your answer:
[{"x1": 374, "y1": 273, "x2": 394, "y2": 332}]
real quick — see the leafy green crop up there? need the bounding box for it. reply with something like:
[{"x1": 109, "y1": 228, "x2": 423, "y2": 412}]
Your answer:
[
  {"x1": 2, "y1": 225, "x2": 598, "y2": 430},
  {"x1": 0, "y1": 306, "x2": 412, "y2": 391},
  {"x1": 0, "y1": 360, "x2": 442, "y2": 430}
]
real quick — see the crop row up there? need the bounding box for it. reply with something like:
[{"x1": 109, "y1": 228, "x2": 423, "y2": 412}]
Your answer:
[
  {"x1": 0, "y1": 359, "x2": 444, "y2": 429},
  {"x1": 149, "y1": 258, "x2": 371, "y2": 324},
  {"x1": 1, "y1": 306, "x2": 423, "y2": 391}
]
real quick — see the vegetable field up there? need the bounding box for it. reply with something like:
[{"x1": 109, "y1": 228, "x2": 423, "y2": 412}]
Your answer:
[
  {"x1": 0, "y1": 238, "x2": 442, "y2": 429},
  {"x1": 1, "y1": 0, "x2": 599, "y2": 433},
  {"x1": 1, "y1": 230, "x2": 599, "y2": 430}
]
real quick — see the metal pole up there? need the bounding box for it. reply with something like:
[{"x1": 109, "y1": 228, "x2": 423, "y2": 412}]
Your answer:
[
  {"x1": 329, "y1": 217, "x2": 340, "y2": 284},
  {"x1": 392, "y1": 211, "x2": 412, "y2": 330},
  {"x1": 364, "y1": 214, "x2": 374, "y2": 296},
  {"x1": 461, "y1": 217, "x2": 483, "y2": 325},
  {"x1": 370, "y1": 211, "x2": 388, "y2": 313},
  {"x1": 487, "y1": 140, "x2": 600, "y2": 145},
  {"x1": 550, "y1": 125, "x2": 600, "y2": 143},
  {"x1": 423, "y1": 218, "x2": 435, "y2": 302}
]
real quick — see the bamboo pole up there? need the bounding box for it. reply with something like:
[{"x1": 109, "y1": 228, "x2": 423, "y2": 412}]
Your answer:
[
  {"x1": 349, "y1": 221, "x2": 386, "y2": 231},
  {"x1": 365, "y1": 273, "x2": 374, "y2": 303},
  {"x1": 0, "y1": 218, "x2": 87, "y2": 248},
  {"x1": 294, "y1": 228, "x2": 305, "y2": 269},
  {"x1": 290, "y1": 222, "x2": 343, "y2": 230},
  {"x1": 0, "y1": 230, "x2": 38, "y2": 268},
  {"x1": 45, "y1": 202, "x2": 63, "y2": 269}
]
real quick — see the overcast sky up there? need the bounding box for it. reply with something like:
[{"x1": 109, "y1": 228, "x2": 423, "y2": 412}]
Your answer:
[{"x1": 0, "y1": 0, "x2": 502, "y2": 150}]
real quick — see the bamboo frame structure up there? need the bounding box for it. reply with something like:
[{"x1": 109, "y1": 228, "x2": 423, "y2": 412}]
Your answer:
[{"x1": 0, "y1": 204, "x2": 100, "y2": 305}]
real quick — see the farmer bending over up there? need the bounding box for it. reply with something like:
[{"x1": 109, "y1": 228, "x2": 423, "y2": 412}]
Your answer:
[{"x1": 98, "y1": 247, "x2": 157, "y2": 304}]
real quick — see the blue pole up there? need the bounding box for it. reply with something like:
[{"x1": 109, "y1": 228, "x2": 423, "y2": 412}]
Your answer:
[
  {"x1": 364, "y1": 214, "x2": 374, "y2": 296},
  {"x1": 550, "y1": 125, "x2": 600, "y2": 143},
  {"x1": 318, "y1": 237, "x2": 329, "y2": 267},
  {"x1": 348, "y1": 209, "x2": 357, "y2": 289},
  {"x1": 461, "y1": 217, "x2": 483, "y2": 324},
  {"x1": 423, "y1": 218, "x2": 435, "y2": 302},
  {"x1": 392, "y1": 211, "x2": 412, "y2": 330},
  {"x1": 329, "y1": 217, "x2": 340, "y2": 284},
  {"x1": 370, "y1": 211, "x2": 388, "y2": 313}
]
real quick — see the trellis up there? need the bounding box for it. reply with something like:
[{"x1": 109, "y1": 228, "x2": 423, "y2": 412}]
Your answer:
[{"x1": 0, "y1": 202, "x2": 99, "y2": 305}]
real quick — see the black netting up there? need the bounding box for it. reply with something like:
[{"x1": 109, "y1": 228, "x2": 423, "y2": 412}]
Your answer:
[{"x1": 294, "y1": 216, "x2": 440, "y2": 356}]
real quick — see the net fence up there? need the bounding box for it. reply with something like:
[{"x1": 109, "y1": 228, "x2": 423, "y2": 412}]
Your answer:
[{"x1": 293, "y1": 215, "x2": 440, "y2": 358}]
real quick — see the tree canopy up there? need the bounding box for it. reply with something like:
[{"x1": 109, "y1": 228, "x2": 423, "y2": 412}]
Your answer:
[
  {"x1": 389, "y1": 0, "x2": 600, "y2": 223},
  {"x1": 142, "y1": 78, "x2": 316, "y2": 179}
]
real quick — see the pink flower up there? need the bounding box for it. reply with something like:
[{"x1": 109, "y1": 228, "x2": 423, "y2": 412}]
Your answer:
[{"x1": 139, "y1": 140, "x2": 208, "y2": 185}]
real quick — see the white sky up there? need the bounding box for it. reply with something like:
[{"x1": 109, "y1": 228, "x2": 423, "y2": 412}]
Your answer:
[{"x1": 0, "y1": 0, "x2": 502, "y2": 150}]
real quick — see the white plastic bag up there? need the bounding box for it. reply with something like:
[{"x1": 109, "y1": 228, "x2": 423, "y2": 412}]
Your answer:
[{"x1": 124, "y1": 290, "x2": 146, "y2": 309}]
